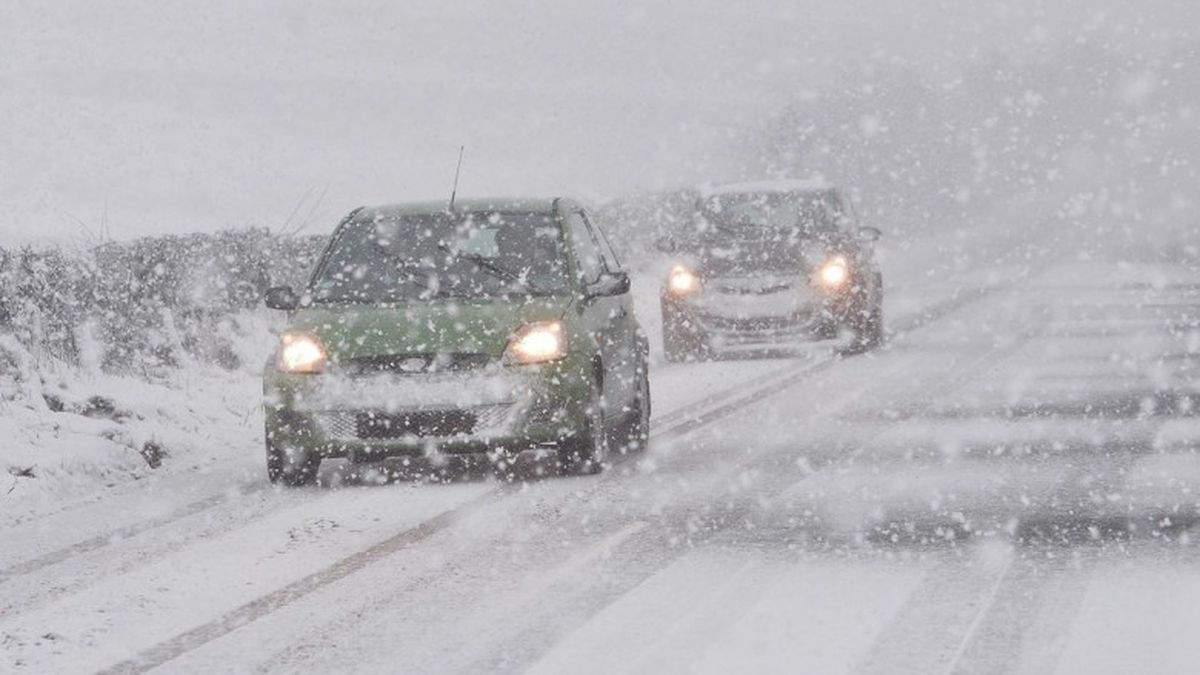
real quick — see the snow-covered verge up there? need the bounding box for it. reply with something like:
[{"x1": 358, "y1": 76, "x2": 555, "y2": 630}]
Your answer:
[
  {"x1": 0, "y1": 311, "x2": 275, "y2": 527},
  {"x1": 0, "y1": 231, "x2": 323, "y2": 524}
]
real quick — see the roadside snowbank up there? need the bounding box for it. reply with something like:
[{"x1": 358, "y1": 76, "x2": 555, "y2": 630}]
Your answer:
[{"x1": 1, "y1": 311, "x2": 273, "y2": 526}]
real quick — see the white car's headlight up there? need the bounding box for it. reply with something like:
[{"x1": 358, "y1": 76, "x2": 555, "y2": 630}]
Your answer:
[
  {"x1": 277, "y1": 334, "x2": 327, "y2": 373},
  {"x1": 818, "y1": 256, "x2": 849, "y2": 288},
  {"x1": 668, "y1": 265, "x2": 700, "y2": 296},
  {"x1": 506, "y1": 321, "x2": 565, "y2": 364}
]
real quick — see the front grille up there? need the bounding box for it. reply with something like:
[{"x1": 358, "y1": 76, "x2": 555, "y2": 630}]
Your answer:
[
  {"x1": 712, "y1": 282, "x2": 795, "y2": 295},
  {"x1": 356, "y1": 410, "x2": 476, "y2": 438},
  {"x1": 344, "y1": 352, "x2": 490, "y2": 376},
  {"x1": 314, "y1": 404, "x2": 514, "y2": 441},
  {"x1": 699, "y1": 312, "x2": 809, "y2": 332}
]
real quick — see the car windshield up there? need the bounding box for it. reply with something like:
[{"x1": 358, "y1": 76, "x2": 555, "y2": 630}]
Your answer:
[
  {"x1": 309, "y1": 211, "x2": 568, "y2": 303},
  {"x1": 700, "y1": 191, "x2": 833, "y2": 234},
  {"x1": 682, "y1": 192, "x2": 837, "y2": 273}
]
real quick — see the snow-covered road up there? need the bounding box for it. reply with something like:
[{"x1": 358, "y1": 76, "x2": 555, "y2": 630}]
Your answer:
[{"x1": 4, "y1": 217, "x2": 1200, "y2": 674}]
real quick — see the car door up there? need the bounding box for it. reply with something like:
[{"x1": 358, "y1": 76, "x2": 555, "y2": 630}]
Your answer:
[
  {"x1": 563, "y1": 209, "x2": 626, "y2": 419},
  {"x1": 581, "y1": 210, "x2": 641, "y2": 415}
]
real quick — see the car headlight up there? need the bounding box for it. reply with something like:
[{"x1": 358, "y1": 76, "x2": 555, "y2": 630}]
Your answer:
[
  {"x1": 818, "y1": 256, "x2": 849, "y2": 288},
  {"x1": 506, "y1": 321, "x2": 565, "y2": 364},
  {"x1": 668, "y1": 265, "x2": 700, "y2": 296},
  {"x1": 277, "y1": 334, "x2": 327, "y2": 373}
]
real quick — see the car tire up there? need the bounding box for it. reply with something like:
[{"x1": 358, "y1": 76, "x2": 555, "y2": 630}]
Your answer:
[
  {"x1": 813, "y1": 318, "x2": 840, "y2": 341},
  {"x1": 266, "y1": 436, "x2": 321, "y2": 486},
  {"x1": 850, "y1": 278, "x2": 885, "y2": 352},
  {"x1": 559, "y1": 383, "x2": 608, "y2": 475},
  {"x1": 663, "y1": 333, "x2": 687, "y2": 363},
  {"x1": 620, "y1": 358, "x2": 651, "y2": 454},
  {"x1": 855, "y1": 305, "x2": 884, "y2": 351},
  {"x1": 661, "y1": 300, "x2": 709, "y2": 363},
  {"x1": 662, "y1": 322, "x2": 706, "y2": 363}
]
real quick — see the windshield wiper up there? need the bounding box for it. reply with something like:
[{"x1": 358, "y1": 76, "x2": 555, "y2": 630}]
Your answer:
[
  {"x1": 436, "y1": 243, "x2": 537, "y2": 293},
  {"x1": 392, "y1": 266, "x2": 436, "y2": 294}
]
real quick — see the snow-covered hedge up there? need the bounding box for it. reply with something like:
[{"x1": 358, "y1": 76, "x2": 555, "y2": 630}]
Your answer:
[{"x1": 0, "y1": 230, "x2": 324, "y2": 380}]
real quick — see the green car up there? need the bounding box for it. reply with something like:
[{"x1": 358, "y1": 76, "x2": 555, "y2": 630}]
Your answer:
[{"x1": 262, "y1": 198, "x2": 650, "y2": 485}]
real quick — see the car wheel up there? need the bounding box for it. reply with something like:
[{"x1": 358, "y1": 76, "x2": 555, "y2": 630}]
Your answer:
[
  {"x1": 662, "y1": 321, "x2": 706, "y2": 363},
  {"x1": 813, "y1": 318, "x2": 840, "y2": 341},
  {"x1": 850, "y1": 281, "x2": 885, "y2": 353},
  {"x1": 559, "y1": 383, "x2": 608, "y2": 475},
  {"x1": 855, "y1": 305, "x2": 884, "y2": 351},
  {"x1": 266, "y1": 435, "x2": 321, "y2": 486},
  {"x1": 663, "y1": 331, "x2": 688, "y2": 363},
  {"x1": 620, "y1": 359, "x2": 651, "y2": 454},
  {"x1": 662, "y1": 300, "x2": 710, "y2": 363}
]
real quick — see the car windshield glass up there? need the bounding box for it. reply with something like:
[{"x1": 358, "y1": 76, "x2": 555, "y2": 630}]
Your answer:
[
  {"x1": 679, "y1": 193, "x2": 836, "y2": 272},
  {"x1": 309, "y1": 211, "x2": 568, "y2": 303},
  {"x1": 700, "y1": 192, "x2": 831, "y2": 234}
]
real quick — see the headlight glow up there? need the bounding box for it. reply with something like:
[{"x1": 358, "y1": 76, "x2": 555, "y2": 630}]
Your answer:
[
  {"x1": 278, "y1": 334, "x2": 327, "y2": 373},
  {"x1": 668, "y1": 265, "x2": 700, "y2": 295},
  {"x1": 506, "y1": 321, "x2": 565, "y2": 364},
  {"x1": 819, "y1": 257, "x2": 849, "y2": 288}
]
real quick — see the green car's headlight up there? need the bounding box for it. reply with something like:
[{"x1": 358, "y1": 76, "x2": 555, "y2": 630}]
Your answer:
[
  {"x1": 506, "y1": 321, "x2": 565, "y2": 364},
  {"x1": 277, "y1": 334, "x2": 327, "y2": 373}
]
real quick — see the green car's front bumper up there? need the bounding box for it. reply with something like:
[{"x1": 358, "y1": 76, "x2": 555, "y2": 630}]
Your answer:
[{"x1": 263, "y1": 359, "x2": 592, "y2": 461}]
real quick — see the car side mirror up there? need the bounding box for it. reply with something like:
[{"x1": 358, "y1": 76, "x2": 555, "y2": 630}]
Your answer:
[
  {"x1": 856, "y1": 226, "x2": 882, "y2": 242},
  {"x1": 586, "y1": 271, "x2": 631, "y2": 300},
  {"x1": 264, "y1": 285, "x2": 299, "y2": 310}
]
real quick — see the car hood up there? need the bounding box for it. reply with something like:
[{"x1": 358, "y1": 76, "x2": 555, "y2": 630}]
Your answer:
[{"x1": 283, "y1": 295, "x2": 573, "y2": 361}]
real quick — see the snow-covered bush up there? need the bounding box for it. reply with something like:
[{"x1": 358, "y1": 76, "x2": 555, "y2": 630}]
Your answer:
[
  {"x1": 0, "y1": 229, "x2": 325, "y2": 382},
  {"x1": 0, "y1": 246, "x2": 90, "y2": 366}
]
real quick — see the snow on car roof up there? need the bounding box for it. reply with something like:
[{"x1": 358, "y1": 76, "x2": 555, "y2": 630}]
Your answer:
[
  {"x1": 698, "y1": 178, "x2": 834, "y2": 198},
  {"x1": 361, "y1": 197, "x2": 562, "y2": 219}
]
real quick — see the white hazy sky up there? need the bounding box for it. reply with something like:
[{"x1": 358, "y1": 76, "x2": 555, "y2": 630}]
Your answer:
[{"x1": 1, "y1": 0, "x2": 1196, "y2": 242}]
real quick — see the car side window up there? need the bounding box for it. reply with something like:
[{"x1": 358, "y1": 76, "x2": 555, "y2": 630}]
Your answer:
[
  {"x1": 581, "y1": 211, "x2": 622, "y2": 272},
  {"x1": 566, "y1": 211, "x2": 604, "y2": 285}
]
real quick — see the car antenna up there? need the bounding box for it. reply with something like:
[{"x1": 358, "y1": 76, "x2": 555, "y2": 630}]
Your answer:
[{"x1": 448, "y1": 145, "x2": 465, "y2": 212}]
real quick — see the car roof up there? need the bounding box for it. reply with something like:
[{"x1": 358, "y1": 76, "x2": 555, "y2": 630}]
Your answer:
[
  {"x1": 357, "y1": 197, "x2": 564, "y2": 219},
  {"x1": 698, "y1": 178, "x2": 835, "y2": 198}
]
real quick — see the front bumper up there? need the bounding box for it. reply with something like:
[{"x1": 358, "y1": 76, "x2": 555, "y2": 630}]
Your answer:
[
  {"x1": 662, "y1": 284, "x2": 855, "y2": 349},
  {"x1": 263, "y1": 360, "x2": 591, "y2": 459}
]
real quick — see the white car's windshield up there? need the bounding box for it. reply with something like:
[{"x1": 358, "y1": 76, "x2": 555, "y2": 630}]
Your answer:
[{"x1": 701, "y1": 192, "x2": 833, "y2": 233}]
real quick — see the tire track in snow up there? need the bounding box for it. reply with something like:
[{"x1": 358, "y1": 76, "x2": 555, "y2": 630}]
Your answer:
[
  {"x1": 0, "y1": 481, "x2": 265, "y2": 585},
  {"x1": 682, "y1": 295, "x2": 1047, "y2": 553},
  {"x1": 852, "y1": 545, "x2": 1016, "y2": 675},
  {"x1": 95, "y1": 484, "x2": 505, "y2": 675},
  {"x1": 851, "y1": 273, "x2": 1200, "y2": 674},
  {"x1": 931, "y1": 308, "x2": 1200, "y2": 673},
  {"x1": 942, "y1": 549, "x2": 1092, "y2": 674}
]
